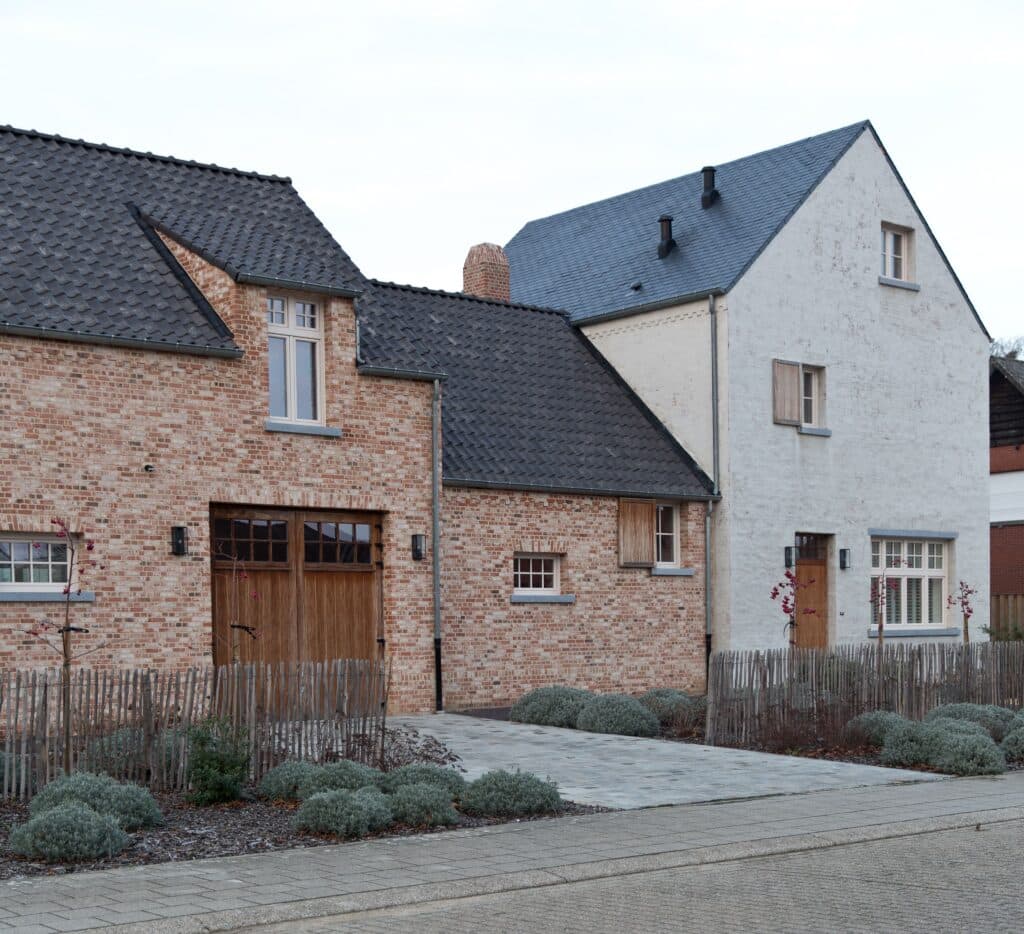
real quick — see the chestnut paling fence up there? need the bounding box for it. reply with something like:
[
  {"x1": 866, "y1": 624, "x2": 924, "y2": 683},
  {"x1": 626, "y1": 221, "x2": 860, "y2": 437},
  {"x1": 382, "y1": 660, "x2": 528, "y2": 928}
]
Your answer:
[
  {"x1": 705, "y1": 641, "x2": 1024, "y2": 747},
  {"x1": 0, "y1": 658, "x2": 390, "y2": 800}
]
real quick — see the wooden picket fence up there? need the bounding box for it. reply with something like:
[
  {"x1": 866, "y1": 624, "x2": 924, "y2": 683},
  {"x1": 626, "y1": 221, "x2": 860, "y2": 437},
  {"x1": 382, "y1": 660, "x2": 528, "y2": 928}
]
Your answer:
[
  {"x1": 0, "y1": 658, "x2": 389, "y2": 800},
  {"x1": 706, "y1": 641, "x2": 1024, "y2": 748}
]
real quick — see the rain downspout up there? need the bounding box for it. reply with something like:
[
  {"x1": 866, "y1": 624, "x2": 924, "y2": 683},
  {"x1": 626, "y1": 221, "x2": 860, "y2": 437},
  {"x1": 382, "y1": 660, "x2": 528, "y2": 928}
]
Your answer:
[
  {"x1": 431, "y1": 378, "x2": 444, "y2": 711},
  {"x1": 706, "y1": 293, "x2": 721, "y2": 669}
]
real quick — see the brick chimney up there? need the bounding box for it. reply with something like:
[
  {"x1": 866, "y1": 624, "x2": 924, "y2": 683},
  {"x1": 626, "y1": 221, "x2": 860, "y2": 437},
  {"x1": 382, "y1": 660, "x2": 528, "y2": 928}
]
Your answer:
[{"x1": 462, "y1": 243, "x2": 510, "y2": 303}]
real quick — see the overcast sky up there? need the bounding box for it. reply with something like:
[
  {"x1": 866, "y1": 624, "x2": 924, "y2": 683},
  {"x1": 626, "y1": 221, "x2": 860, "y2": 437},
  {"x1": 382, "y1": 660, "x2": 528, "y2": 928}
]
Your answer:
[{"x1": 3, "y1": 1, "x2": 1021, "y2": 338}]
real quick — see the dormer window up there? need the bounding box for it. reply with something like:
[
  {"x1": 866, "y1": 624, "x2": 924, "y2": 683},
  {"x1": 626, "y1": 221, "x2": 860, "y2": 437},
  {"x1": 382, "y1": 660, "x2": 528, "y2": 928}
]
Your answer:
[{"x1": 267, "y1": 296, "x2": 323, "y2": 424}]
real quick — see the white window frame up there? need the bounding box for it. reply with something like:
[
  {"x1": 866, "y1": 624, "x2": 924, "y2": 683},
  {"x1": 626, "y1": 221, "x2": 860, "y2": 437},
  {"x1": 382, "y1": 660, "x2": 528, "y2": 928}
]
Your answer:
[
  {"x1": 0, "y1": 533, "x2": 76, "y2": 593},
  {"x1": 267, "y1": 295, "x2": 326, "y2": 425},
  {"x1": 881, "y1": 224, "x2": 913, "y2": 281},
  {"x1": 801, "y1": 365, "x2": 824, "y2": 428},
  {"x1": 513, "y1": 553, "x2": 560, "y2": 595},
  {"x1": 870, "y1": 537, "x2": 947, "y2": 628},
  {"x1": 655, "y1": 503, "x2": 680, "y2": 567}
]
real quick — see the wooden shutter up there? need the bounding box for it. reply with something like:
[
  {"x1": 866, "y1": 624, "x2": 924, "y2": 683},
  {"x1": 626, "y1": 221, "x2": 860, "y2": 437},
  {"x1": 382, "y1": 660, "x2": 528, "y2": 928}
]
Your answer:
[
  {"x1": 619, "y1": 498, "x2": 656, "y2": 567},
  {"x1": 772, "y1": 360, "x2": 801, "y2": 425}
]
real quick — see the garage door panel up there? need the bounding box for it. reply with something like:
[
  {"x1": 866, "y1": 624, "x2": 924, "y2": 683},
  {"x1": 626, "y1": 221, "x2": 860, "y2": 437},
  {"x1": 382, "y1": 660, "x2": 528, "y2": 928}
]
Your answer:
[{"x1": 302, "y1": 570, "x2": 378, "y2": 661}]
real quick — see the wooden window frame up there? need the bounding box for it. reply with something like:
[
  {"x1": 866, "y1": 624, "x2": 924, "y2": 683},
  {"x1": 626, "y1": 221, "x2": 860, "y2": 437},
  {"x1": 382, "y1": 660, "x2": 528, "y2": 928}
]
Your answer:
[
  {"x1": 513, "y1": 554, "x2": 560, "y2": 594},
  {"x1": 870, "y1": 537, "x2": 947, "y2": 628},
  {"x1": 267, "y1": 294, "x2": 326, "y2": 426},
  {"x1": 774, "y1": 359, "x2": 826, "y2": 430},
  {"x1": 655, "y1": 503, "x2": 680, "y2": 567},
  {"x1": 881, "y1": 223, "x2": 913, "y2": 282},
  {"x1": 0, "y1": 533, "x2": 75, "y2": 592}
]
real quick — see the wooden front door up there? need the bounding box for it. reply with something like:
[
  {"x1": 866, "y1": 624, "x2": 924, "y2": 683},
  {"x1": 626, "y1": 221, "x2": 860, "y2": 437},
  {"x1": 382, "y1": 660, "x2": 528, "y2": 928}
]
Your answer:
[
  {"x1": 793, "y1": 533, "x2": 829, "y2": 648},
  {"x1": 210, "y1": 507, "x2": 382, "y2": 666}
]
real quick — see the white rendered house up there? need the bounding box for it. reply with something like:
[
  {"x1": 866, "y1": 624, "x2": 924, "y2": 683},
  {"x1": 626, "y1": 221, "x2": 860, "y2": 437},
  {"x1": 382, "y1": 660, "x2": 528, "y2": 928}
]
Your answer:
[{"x1": 506, "y1": 121, "x2": 990, "y2": 650}]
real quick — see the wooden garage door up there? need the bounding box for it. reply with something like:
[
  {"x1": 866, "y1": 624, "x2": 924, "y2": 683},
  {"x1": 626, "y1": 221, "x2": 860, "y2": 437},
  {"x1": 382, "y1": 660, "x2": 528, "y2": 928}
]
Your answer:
[{"x1": 210, "y1": 507, "x2": 382, "y2": 666}]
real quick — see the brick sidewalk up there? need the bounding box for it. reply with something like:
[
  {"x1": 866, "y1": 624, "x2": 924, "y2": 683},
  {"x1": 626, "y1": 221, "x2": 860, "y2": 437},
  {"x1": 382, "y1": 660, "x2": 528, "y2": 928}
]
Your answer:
[{"x1": 3, "y1": 772, "x2": 1024, "y2": 932}]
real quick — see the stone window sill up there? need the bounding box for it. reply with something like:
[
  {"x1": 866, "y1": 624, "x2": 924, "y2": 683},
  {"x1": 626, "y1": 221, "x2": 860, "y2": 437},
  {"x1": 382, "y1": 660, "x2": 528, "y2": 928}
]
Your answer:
[
  {"x1": 867, "y1": 626, "x2": 959, "y2": 639},
  {"x1": 878, "y1": 276, "x2": 921, "y2": 292},
  {"x1": 797, "y1": 426, "x2": 832, "y2": 437},
  {"x1": 650, "y1": 567, "x2": 697, "y2": 577},
  {"x1": 264, "y1": 419, "x2": 342, "y2": 438},
  {"x1": 0, "y1": 591, "x2": 95, "y2": 603},
  {"x1": 511, "y1": 594, "x2": 576, "y2": 605}
]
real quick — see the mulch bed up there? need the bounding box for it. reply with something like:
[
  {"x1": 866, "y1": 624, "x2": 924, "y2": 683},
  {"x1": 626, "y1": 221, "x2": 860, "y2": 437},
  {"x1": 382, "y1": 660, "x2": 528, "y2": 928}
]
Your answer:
[{"x1": 0, "y1": 792, "x2": 608, "y2": 881}]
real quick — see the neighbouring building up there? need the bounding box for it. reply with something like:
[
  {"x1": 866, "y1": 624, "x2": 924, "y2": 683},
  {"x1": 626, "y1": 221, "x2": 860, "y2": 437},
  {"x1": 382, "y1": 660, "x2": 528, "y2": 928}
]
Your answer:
[
  {"x1": 0, "y1": 126, "x2": 712, "y2": 712},
  {"x1": 505, "y1": 120, "x2": 990, "y2": 649},
  {"x1": 990, "y1": 356, "x2": 1024, "y2": 633}
]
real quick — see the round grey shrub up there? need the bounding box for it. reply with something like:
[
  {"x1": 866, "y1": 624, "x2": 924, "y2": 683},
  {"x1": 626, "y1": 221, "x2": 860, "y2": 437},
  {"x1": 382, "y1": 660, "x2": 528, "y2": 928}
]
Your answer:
[
  {"x1": 638, "y1": 689, "x2": 692, "y2": 730},
  {"x1": 293, "y1": 788, "x2": 390, "y2": 838},
  {"x1": 881, "y1": 720, "x2": 1006, "y2": 775},
  {"x1": 844, "y1": 711, "x2": 907, "y2": 747},
  {"x1": 390, "y1": 782, "x2": 459, "y2": 827},
  {"x1": 258, "y1": 760, "x2": 318, "y2": 801},
  {"x1": 510, "y1": 686, "x2": 595, "y2": 729},
  {"x1": 30, "y1": 772, "x2": 163, "y2": 831},
  {"x1": 460, "y1": 770, "x2": 563, "y2": 818},
  {"x1": 296, "y1": 760, "x2": 383, "y2": 800},
  {"x1": 576, "y1": 694, "x2": 659, "y2": 737},
  {"x1": 8, "y1": 801, "x2": 129, "y2": 862},
  {"x1": 929, "y1": 731, "x2": 1006, "y2": 776},
  {"x1": 380, "y1": 764, "x2": 466, "y2": 799},
  {"x1": 924, "y1": 704, "x2": 1017, "y2": 741},
  {"x1": 1001, "y1": 727, "x2": 1024, "y2": 763},
  {"x1": 928, "y1": 718, "x2": 989, "y2": 739}
]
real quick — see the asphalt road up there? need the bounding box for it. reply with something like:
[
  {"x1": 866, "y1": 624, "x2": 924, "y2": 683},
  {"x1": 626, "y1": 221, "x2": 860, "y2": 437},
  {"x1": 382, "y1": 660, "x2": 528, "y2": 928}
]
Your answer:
[{"x1": 269, "y1": 819, "x2": 1024, "y2": 933}]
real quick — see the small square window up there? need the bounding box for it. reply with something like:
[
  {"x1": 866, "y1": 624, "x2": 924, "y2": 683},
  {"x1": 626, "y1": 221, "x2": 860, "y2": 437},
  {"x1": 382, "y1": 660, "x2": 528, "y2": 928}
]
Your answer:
[{"x1": 513, "y1": 554, "x2": 560, "y2": 594}]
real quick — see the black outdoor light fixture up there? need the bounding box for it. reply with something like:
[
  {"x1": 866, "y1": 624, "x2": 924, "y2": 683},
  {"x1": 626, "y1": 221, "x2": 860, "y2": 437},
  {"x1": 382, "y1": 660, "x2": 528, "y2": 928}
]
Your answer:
[
  {"x1": 411, "y1": 534, "x2": 426, "y2": 561},
  {"x1": 839, "y1": 548, "x2": 852, "y2": 570},
  {"x1": 784, "y1": 546, "x2": 796, "y2": 569},
  {"x1": 170, "y1": 526, "x2": 189, "y2": 557}
]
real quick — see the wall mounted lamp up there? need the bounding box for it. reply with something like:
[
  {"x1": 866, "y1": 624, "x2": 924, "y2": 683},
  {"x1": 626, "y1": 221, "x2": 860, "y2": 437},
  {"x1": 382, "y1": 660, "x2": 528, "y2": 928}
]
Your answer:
[
  {"x1": 839, "y1": 548, "x2": 852, "y2": 570},
  {"x1": 170, "y1": 526, "x2": 189, "y2": 556},
  {"x1": 784, "y1": 546, "x2": 796, "y2": 569},
  {"x1": 411, "y1": 534, "x2": 426, "y2": 561}
]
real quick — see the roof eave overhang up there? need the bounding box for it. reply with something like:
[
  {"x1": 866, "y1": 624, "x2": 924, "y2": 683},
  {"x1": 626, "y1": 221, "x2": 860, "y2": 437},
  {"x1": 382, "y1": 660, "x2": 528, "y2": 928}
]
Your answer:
[
  {"x1": 234, "y1": 272, "x2": 362, "y2": 299},
  {"x1": 357, "y1": 364, "x2": 447, "y2": 382},
  {"x1": 0, "y1": 324, "x2": 244, "y2": 358},
  {"x1": 444, "y1": 476, "x2": 720, "y2": 502},
  {"x1": 572, "y1": 287, "x2": 726, "y2": 328}
]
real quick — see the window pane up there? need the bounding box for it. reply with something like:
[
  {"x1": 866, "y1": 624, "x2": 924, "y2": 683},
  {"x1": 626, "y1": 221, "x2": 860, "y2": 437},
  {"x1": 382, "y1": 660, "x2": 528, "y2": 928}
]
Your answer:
[
  {"x1": 907, "y1": 578, "x2": 922, "y2": 624},
  {"x1": 252, "y1": 541, "x2": 269, "y2": 562},
  {"x1": 0, "y1": 567, "x2": 10, "y2": 583},
  {"x1": 12, "y1": 542, "x2": 30, "y2": 561},
  {"x1": 906, "y1": 543, "x2": 922, "y2": 569},
  {"x1": 886, "y1": 579, "x2": 902, "y2": 626},
  {"x1": 266, "y1": 297, "x2": 286, "y2": 325},
  {"x1": 272, "y1": 542, "x2": 288, "y2": 562},
  {"x1": 251, "y1": 519, "x2": 269, "y2": 539},
  {"x1": 871, "y1": 541, "x2": 880, "y2": 569},
  {"x1": 885, "y1": 541, "x2": 901, "y2": 568},
  {"x1": 296, "y1": 302, "x2": 317, "y2": 329},
  {"x1": 269, "y1": 336, "x2": 288, "y2": 418},
  {"x1": 928, "y1": 543, "x2": 943, "y2": 569},
  {"x1": 304, "y1": 521, "x2": 319, "y2": 542},
  {"x1": 893, "y1": 254, "x2": 903, "y2": 279},
  {"x1": 32, "y1": 566, "x2": 50, "y2": 583},
  {"x1": 51, "y1": 565, "x2": 68, "y2": 583},
  {"x1": 295, "y1": 340, "x2": 318, "y2": 421},
  {"x1": 928, "y1": 579, "x2": 943, "y2": 624},
  {"x1": 14, "y1": 564, "x2": 30, "y2": 582},
  {"x1": 305, "y1": 542, "x2": 319, "y2": 563},
  {"x1": 271, "y1": 521, "x2": 288, "y2": 541}
]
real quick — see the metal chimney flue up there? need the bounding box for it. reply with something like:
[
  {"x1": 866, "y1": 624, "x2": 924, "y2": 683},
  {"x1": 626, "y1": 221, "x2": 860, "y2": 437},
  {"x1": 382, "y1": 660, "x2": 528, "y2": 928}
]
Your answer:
[
  {"x1": 657, "y1": 214, "x2": 676, "y2": 259},
  {"x1": 701, "y1": 166, "x2": 719, "y2": 209}
]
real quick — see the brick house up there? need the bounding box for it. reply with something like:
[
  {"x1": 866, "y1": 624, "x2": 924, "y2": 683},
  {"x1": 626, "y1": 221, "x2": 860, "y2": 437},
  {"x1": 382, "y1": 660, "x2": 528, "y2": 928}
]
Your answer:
[
  {"x1": 506, "y1": 120, "x2": 991, "y2": 649},
  {"x1": 990, "y1": 357, "x2": 1024, "y2": 619},
  {"x1": 0, "y1": 126, "x2": 713, "y2": 712}
]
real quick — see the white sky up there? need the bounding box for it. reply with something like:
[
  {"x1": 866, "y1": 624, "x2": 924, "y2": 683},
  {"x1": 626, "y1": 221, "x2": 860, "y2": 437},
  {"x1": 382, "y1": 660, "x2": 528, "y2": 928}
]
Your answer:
[{"x1": 2, "y1": 0, "x2": 1021, "y2": 338}]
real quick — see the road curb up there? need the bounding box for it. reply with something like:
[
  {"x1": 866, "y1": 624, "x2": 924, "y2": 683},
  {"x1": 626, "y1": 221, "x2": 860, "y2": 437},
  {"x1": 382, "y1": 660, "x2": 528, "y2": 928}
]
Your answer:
[{"x1": 107, "y1": 806, "x2": 1024, "y2": 932}]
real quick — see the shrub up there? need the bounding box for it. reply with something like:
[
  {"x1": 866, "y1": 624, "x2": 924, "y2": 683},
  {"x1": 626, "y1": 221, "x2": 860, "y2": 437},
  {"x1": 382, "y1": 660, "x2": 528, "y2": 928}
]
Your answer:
[
  {"x1": 880, "y1": 720, "x2": 942, "y2": 769},
  {"x1": 510, "y1": 686, "x2": 595, "y2": 729},
  {"x1": 293, "y1": 788, "x2": 392, "y2": 838},
  {"x1": 844, "y1": 711, "x2": 908, "y2": 747},
  {"x1": 8, "y1": 801, "x2": 129, "y2": 862},
  {"x1": 576, "y1": 694, "x2": 659, "y2": 737},
  {"x1": 929, "y1": 730, "x2": 1006, "y2": 776},
  {"x1": 258, "y1": 760, "x2": 318, "y2": 801},
  {"x1": 672, "y1": 694, "x2": 708, "y2": 737},
  {"x1": 29, "y1": 772, "x2": 162, "y2": 831},
  {"x1": 380, "y1": 763, "x2": 466, "y2": 799},
  {"x1": 881, "y1": 719, "x2": 1007, "y2": 776},
  {"x1": 1001, "y1": 727, "x2": 1024, "y2": 763},
  {"x1": 460, "y1": 770, "x2": 563, "y2": 818},
  {"x1": 638, "y1": 689, "x2": 691, "y2": 730},
  {"x1": 390, "y1": 782, "x2": 459, "y2": 828},
  {"x1": 297, "y1": 760, "x2": 384, "y2": 800},
  {"x1": 187, "y1": 718, "x2": 250, "y2": 806},
  {"x1": 924, "y1": 704, "x2": 1017, "y2": 741},
  {"x1": 928, "y1": 718, "x2": 989, "y2": 739}
]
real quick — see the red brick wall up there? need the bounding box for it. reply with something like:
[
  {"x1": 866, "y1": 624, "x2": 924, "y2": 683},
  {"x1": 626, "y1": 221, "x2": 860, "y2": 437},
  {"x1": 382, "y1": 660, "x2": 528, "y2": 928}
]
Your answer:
[
  {"x1": 991, "y1": 445, "x2": 1024, "y2": 474},
  {"x1": 991, "y1": 524, "x2": 1024, "y2": 595},
  {"x1": 0, "y1": 239, "x2": 438, "y2": 712},
  {"x1": 440, "y1": 488, "x2": 708, "y2": 708}
]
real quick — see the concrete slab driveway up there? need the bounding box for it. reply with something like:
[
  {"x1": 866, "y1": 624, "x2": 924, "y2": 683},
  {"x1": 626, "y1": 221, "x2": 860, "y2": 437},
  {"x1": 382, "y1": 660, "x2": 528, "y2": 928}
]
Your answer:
[{"x1": 393, "y1": 713, "x2": 943, "y2": 808}]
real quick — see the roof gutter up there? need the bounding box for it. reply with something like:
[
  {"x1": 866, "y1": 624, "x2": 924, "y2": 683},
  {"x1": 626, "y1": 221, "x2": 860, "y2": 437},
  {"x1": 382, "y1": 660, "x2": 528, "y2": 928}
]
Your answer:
[
  {"x1": 357, "y1": 364, "x2": 447, "y2": 383},
  {"x1": 0, "y1": 324, "x2": 243, "y2": 359},
  {"x1": 234, "y1": 272, "x2": 362, "y2": 299},
  {"x1": 444, "y1": 477, "x2": 720, "y2": 502},
  {"x1": 574, "y1": 287, "x2": 726, "y2": 328}
]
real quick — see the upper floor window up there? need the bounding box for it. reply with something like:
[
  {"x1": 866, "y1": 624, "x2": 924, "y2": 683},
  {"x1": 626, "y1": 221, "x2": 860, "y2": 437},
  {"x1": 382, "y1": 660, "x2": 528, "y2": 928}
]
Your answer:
[
  {"x1": 0, "y1": 534, "x2": 72, "y2": 591},
  {"x1": 772, "y1": 360, "x2": 826, "y2": 432},
  {"x1": 880, "y1": 224, "x2": 913, "y2": 282},
  {"x1": 655, "y1": 503, "x2": 679, "y2": 566},
  {"x1": 267, "y1": 296, "x2": 323, "y2": 424}
]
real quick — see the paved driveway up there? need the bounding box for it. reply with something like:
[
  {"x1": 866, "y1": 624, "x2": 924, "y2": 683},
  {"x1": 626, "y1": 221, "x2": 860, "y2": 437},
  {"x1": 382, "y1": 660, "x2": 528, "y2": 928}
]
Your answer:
[{"x1": 393, "y1": 713, "x2": 942, "y2": 808}]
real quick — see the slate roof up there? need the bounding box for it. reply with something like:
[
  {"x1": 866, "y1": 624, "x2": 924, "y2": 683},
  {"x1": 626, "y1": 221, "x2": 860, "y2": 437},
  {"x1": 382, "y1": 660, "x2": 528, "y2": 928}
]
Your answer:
[
  {"x1": 993, "y1": 356, "x2": 1024, "y2": 396},
  {"x1": 0, "y1": 126, "x2": 364, "y2": 355},
  {"x1": 506, "y1": 121, "x2": 871, "y2": 322},
  {"x1": 356, "y1": 281, "x2": 713, "y2": 498}
]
